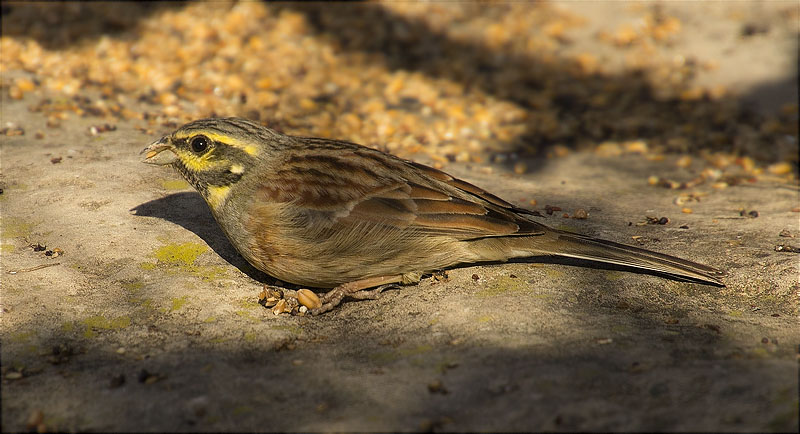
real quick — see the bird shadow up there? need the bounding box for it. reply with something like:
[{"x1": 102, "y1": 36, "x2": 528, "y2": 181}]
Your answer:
[{"x1": 130, "y1": 192, "x2": 272, "y2": 283}]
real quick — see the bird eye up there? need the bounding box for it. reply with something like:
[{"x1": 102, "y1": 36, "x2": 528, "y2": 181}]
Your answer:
[{"x1": 190, "y1": 135, "x2": 210, "y2": 153}]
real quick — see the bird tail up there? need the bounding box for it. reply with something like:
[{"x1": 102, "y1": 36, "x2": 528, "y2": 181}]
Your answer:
[{"x1": 542, "y1": 230, "x2": 726, "y2": 286}]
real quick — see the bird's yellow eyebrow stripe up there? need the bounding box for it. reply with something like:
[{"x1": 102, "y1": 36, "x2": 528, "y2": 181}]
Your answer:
[{"x1": 174, "y1": 131, "x2": 258, "y2": 156}]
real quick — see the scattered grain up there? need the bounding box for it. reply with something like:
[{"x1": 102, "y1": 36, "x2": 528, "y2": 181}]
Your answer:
[{"x1": 297, "y1": 289, "x2": 322, "y2": 310}]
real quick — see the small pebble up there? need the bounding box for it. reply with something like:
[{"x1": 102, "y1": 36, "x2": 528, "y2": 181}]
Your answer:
[
  {"x1": 427, "y1": 379, "x2": 449, "y2": 394},
  {"x1": 572, "y1": 208, "x2": 588, "y2": 219},
  {"x1": 544, "y1": 205, "x2": 562, "y2": 215},
  {"x1": 109, "y1": 374, "x2": 126, "y2": 388},
  {"x1": 675, "y1": 155, "x2": 692, "y2": 168},
  {"x1": 26, "y1": 410, "x2": 44, "y2": 431},
  {"x1": 767, "y1": 162, "x2": 792, "y2": 175},
  {"x1": 774, "y1": 244, "x2": 800, "y2": 253}
]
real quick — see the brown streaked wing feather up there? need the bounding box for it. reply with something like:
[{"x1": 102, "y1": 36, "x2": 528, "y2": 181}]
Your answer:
[
  {"x1": 346, "y1": 178, "x2": 546, "y2": 238},
  {"x1": 413, "y1": 213, "x2": 520, "y2": 234},
  {"x1": 261, "y1": 148, "x2": 406, "y2": 212},
  {"x1": 347, "y1": 195, "x2": 417, "y2": 226},
  {"x1": 343, "y1": 186, "x2": 521, "y2": 237},
  {"x1": 261, "y1": 138, "x2": 543, "y2": 238},
  {"x1": 407, "y1": 183, "x2": 451, "y2": 201},
  {"x1": 404, "y1": 160, "x2": 546, "y2": 236},
  {"x1": 409, "y1": 161, "x2": 517, "y2": 209},
  {"x1": 414, "y1": 197, "x2": 486, "y2": 215}
]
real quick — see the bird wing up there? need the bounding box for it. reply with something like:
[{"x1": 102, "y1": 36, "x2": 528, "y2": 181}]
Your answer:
[{"x1": 258, "y1": 138, "x2": 544, "y2": 239}]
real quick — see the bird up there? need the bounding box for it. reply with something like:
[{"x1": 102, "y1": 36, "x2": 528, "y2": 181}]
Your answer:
[{"x1": 142, "y1": 117, "x2": 725, "y2": 315}]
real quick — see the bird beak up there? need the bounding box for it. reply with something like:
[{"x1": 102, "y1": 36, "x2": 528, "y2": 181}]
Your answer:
[{"x1": 141, "y1": 136, "x2": 177, "y2": 165}]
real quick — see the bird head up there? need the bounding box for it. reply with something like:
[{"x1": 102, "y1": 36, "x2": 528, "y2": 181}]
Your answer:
[{"x1": 142, "y1": 117, "x2": 274, "y2": 211}]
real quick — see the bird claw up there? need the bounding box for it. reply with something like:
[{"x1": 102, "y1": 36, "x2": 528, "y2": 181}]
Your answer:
[{"x1": 311, "y1": 283, "x2": 399, "y2": 315}]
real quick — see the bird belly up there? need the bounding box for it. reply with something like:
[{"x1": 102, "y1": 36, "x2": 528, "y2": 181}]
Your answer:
[{"x1": 238, "y1": 202, "x2": 473, "y2": 287}]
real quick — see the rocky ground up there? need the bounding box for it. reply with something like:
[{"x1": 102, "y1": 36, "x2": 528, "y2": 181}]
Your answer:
[{"x1": 1, "y1": 2, "x2": 798, "y2": 432}]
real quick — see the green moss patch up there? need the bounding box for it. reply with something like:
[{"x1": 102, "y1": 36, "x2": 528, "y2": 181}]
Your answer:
[
  {"x1": 2, "y1": 217, "x2": 34, "y2": 239},
  {"x1": 154, "y1": 242, "x2": 207, "y2": 266},
  {"x1": 80, "y1": 315, "x2": 131, "y2": 338}
]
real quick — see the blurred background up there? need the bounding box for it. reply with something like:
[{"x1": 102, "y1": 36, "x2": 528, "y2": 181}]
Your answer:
[{"x1": 2, "y1": 1, "x2": 797, "y2": 179}]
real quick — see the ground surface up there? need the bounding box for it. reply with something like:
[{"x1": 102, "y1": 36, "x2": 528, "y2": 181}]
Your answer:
[{"x1": 2, "y1": 2, "x2": 799, "y2": 432}]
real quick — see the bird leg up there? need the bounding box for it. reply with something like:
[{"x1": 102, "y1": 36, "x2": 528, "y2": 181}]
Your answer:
[
  {"x1": 311, "y1": 274, "x2": 407, "y2": 315},
  {"x1": 259, "y1": 272, "x2": 422, "y2": 315}
]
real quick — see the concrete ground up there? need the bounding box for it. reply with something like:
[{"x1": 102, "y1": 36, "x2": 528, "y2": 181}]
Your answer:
[{"x1": 2, "y1": 94, "x2": 798, "y2": 432}]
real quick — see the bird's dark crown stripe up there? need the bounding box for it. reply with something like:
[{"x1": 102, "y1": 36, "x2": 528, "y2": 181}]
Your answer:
[{"x1": 284, "y1": 154, "x2": 387, "y2": 182}]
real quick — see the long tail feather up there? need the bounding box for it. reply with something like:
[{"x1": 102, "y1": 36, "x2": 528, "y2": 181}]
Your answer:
[{"x1": 548, "y1": 230, "x2": 726, "y2": 285}]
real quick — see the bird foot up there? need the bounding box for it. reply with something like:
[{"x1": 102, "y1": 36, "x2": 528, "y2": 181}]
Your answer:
[
  {"x1": 258, "y1": 274, "x2": 411, "y2": 316},
  {"x1": 311, "y1": 282, "x2": 400, "y2": 315}
]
